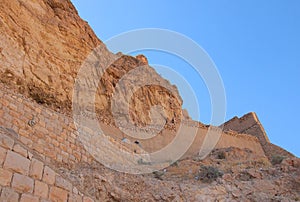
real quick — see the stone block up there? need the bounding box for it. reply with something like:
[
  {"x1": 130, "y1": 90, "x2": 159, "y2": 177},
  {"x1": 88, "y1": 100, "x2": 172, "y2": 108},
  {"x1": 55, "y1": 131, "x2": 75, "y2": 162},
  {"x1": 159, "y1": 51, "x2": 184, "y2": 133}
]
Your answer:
[
  {"x1": 13, "y1": 144, "x2": 28, "y2": 158},
  {"x1": 0, "y1": 134, "x2": 14, "y2": 150},
  {"x1": 32, "y1": 142, "x2": 44, "y2": 154},
  {"x1": 8, "y1": 103, "x2": 18, "y2": 111},
  {"x1": 34, "y1": 180, "x2": 48, "y2": 198},
  {"x1": 49, "y1": 186, "x2": 68, "y2": 202},
  {"x1": 19, "y1": 136, "x2": 33, "y2": 147},
  {"x1": 4, "y1": 150, "x2": 30, "y2": 175},
  {"x1": 12, "y1": 173, "x2": 34, "y2": 193},
  {"x1": 19, "y1": 129, "x2": 30, "y2": 138},
  {"x1": 42, "y1": 166, "x2": 56, "y2": 185},
  {"x1": 0, "y1": 168, "x2": 13, "y2": 186},
  {"x1": 20, "y1": 194, "x2": 39, "y2": 202},
  {"x1": 29, "y1": 158, "x2": 44, "y2": 180},
  {"x1": 0, "y1": 187, "x2": 19, "y2": 202}
]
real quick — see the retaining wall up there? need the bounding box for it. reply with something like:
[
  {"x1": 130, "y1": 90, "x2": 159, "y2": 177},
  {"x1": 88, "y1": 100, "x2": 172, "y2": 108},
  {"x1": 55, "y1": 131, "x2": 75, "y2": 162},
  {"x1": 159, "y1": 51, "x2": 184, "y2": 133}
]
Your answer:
[
  {"x1": 0, "y1": 128, "x2": 93, "y2": 202},
  {"x1": 0, "y1": 83, "x2": 266, "y2": 169}
]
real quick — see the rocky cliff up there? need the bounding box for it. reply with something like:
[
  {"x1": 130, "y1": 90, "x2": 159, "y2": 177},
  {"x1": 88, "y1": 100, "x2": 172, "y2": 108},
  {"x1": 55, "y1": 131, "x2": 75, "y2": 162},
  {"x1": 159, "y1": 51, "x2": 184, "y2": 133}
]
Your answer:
[
  {"x1": 0, "y1": 0, "x2": 299, "y2": 201},
  {"x1": 0, "y1": 0, "x2": 182, "y2": 129}
]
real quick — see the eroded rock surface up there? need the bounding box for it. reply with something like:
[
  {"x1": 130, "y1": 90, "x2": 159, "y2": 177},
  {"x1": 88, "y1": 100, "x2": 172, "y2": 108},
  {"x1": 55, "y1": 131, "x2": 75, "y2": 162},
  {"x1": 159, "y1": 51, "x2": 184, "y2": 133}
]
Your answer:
[
  {"x1": 0, "y1": 0, "x2": 182, "y2": 129},
  {"x1": 0, "y1": 0, "x2": 299, "y2": 201}
]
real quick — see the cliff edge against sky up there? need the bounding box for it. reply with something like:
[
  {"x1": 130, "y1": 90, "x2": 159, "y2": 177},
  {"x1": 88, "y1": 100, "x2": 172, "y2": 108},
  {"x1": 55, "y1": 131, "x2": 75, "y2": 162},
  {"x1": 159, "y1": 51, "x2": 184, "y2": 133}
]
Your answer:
[{"x1": 0, "y1": 0, "x2": 299, "y2": 201}]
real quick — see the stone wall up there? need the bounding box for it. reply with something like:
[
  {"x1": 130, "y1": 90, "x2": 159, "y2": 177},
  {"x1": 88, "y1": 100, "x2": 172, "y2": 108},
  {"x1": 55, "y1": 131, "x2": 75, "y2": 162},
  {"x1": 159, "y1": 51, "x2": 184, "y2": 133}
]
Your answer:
[
  {"x1": 183, "y1": 127, "x2": 265, "y2": 158},
  {"x1": 0, "y1": 83, "x2": 94, "y2": 168},
  {"x1": 223, "y1": 112, "x2": 270, "y2": 146},
  {"x1": 221, "y1": 112, "x2": 294, "y2": 160},
  {"x1": 0, "y1": 128, "x2": 94, "y2": 202},
  {"x1": 0, "y1": 83, "x2": 266, "y2": 169}
]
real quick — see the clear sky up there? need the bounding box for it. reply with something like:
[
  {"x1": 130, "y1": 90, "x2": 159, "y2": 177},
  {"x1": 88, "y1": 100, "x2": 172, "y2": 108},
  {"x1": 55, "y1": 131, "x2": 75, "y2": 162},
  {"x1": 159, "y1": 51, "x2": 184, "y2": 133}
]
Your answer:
[{"x1": 70, "y1": 0, "x2": 300, "y2": 157}]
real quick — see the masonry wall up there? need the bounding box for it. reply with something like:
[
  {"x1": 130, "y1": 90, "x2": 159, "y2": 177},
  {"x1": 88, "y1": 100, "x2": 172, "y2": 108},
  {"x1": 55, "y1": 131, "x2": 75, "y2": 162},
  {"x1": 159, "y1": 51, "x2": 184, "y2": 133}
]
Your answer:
[
  {"x1": 0, "y1": 128, "x2": 94, "y2": 202},
  {"x1": 97, "y1": 119, "x2": 266, "y2": 158},
  {"x1": 182, "y1": 126, "x2": 265, "y2": 158},
  {"x1": 0, "y1": 83, "x2": 267, "y2": 170},
  {"x1": 0, "y1": 84, "x2": 94, "y2": 168},
  {"x1": 223, "y1": 112, "x2": 270, "y2": 146},
  {"x1": 216, "y1": 131, "x2": 264, "y2": 154}
]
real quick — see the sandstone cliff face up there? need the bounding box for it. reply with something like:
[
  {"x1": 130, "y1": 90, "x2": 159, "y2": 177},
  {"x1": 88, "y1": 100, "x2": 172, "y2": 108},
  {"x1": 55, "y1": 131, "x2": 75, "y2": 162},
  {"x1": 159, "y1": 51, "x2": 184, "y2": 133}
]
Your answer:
[
  {"x1": 0, "y1": 0, "x2": 182, "y2": 128},
  {"x1": 95, "y1": 54, "x2": 182, "y2": 128},
  {"x1": 0, "y1": 0, "x2": 299, "y2": 201},
  {"x1": 0, "y1": 0, "x2": 101, "y2": 106}
]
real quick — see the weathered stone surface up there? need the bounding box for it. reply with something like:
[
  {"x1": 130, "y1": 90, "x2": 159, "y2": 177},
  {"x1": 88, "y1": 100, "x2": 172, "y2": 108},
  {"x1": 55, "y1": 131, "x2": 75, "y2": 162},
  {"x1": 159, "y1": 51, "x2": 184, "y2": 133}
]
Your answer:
[
  {"x1": 281, "y1": 157, "x2": 300, "y2": 168},
  {"x1": 0, "y1": 134, "x2": 14, "y2": 150},
  {"x1": 29, "y1": 158, "x2": 44, "y2": 180},
  {"x1": 73, "y1": 187, "x2": 79, "y2": 194},
  {"x1": 34, "y1": 180, "x2": 49, "y2": 198},
  {"x1": 40, "y1": 199, "x2": 51, "y2": 202},
  {"x1": 0, "y1": 0, "x2": 299, "y2": 201},
  {"x1": 246, "y1": 168, "x2": 262, "y2": 179},
  {"x1": 68, "y1": 194, "x2": 83, "y2": 202},
  {"x1": 83, "y1": 196, "x2": 94, "y2": 202},
  {"x1": 0, "y1": 0, "x2": 100, "y2": 111},
  {"x1": 3, "y1": 150, "x2": 30, "y2": 175},
  {"x1": 12, "y1": 173, "x2": 34, "y2": 193},
  {"x1": 42, "y1": 166, "x2": 56, "y2": 185},
  {"x1": 0, "y1": 146, "x2": 7, "y2": 165},
  {"x1": 20, "y1": 194, "x2": 39, "y2": 202},
  {"x1": 55, "y1": 175, "x2": 72, "y2": 191},
  {"x1": 19, "y1": 137, "x2": 33, "y2": 148},
  {"x1": 0, "y1": 0, "x2": 182, "y2": 129},
  {"x1": 13, "y1": 144, "x2": 28, "y2": 158},
  {"x1": 0, "y1": 168, "x2": 13, "y2": 186},
  {"x1": 49, "y1": 186, "x2": 68, "y2": 202},
  {"x1": 0, "y1": 187, "x2": 19, "y2": 202}
]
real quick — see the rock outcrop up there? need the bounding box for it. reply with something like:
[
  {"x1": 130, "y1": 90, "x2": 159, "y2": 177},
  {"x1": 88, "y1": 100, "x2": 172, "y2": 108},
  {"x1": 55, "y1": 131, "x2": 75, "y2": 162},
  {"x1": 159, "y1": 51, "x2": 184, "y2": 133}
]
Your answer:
[
  {"x1": 0, "y1": 0, "x2": 182, "y2": 129},
  {"x1": 0, "y1": 0, "x2": 299, "y2": 201}
]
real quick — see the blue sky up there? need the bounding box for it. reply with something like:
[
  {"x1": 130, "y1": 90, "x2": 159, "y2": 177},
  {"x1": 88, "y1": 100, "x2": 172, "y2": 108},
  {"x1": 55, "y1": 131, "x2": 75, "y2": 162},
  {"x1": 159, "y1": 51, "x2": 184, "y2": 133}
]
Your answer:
[{"x1": 71, "y1": 0, "x2": 300, "y2": 157}]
